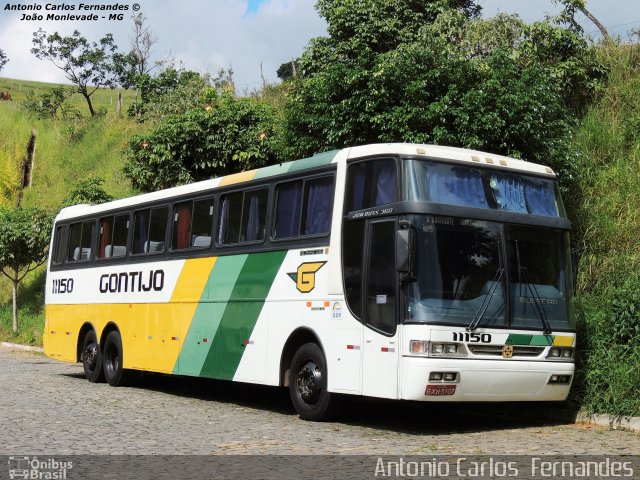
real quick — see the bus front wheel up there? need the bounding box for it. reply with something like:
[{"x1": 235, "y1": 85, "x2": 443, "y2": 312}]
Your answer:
[
  {"x1": 81, "y1": 330, "x2": 104, "y2": 383},
  {"x1": 103, "y1": 331, "x2": 127, "y2": 387},
  {"x1": 289, "y1": 343, "x2": 335, "y2": 421}
]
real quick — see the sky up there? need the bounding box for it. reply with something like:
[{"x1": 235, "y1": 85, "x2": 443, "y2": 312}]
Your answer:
[{"x1": 1, "y1": 0, "x2": 639, "y2": 91}]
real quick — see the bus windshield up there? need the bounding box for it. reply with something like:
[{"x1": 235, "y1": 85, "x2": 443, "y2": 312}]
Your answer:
[
  {"x1": 404, "y1": 215, "x2": 574, "y2": 330},
  {"x1": 403, "y1": 159, "x2": 566, "y2": 217}
]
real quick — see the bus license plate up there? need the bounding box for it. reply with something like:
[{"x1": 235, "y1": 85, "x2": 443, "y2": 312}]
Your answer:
[{"x1": 425, "y1": 384, "x2": 456, "y2": 396}]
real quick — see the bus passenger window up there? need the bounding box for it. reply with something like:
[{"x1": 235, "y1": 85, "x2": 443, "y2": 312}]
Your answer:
[
  {"x1": 274, "y1": 176, "x2": 334, "y2": 239},
  {"x1": 52, "y1": 226, "x2": 66, "y2": 265},
  {"x1": 219, "y1": 189, "x2": 267, "y2": 244},
  {"x1": 274, "y1": 181, "x2": 303, "y2": 238},
  {"x1": 99, "y1": 215, "x2": 129, "y2": 258},
  {"x1": 133, "y1": 207, "x2": 168, "y2": 254},
  {"x1": 67, "y1": 220, "x2": 95, "y2": 262},
  {"x1": 301, "y1": 176, "x2": 334, "y2": 235},
  {"x1": 241, "y1": 189, "x2": 268, "y2": 242},
  {"x1": 172, "y1": 198, "x2": 213, "y2": 250}
]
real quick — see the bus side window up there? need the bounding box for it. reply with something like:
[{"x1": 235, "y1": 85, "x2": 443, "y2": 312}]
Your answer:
[
  {"x1": 274, "y1": 181, "x2": 303, "y2": 238},
  {"x1": 99, "y1": 215, "x2": 129, "y2": 258},
  {"x1": 133, "y1": 207, "x2": 168, "y2": 254},
  {"x1": 219, "y1": 189, "x2": 267, "y2": 245},
  {"x1": 301, "y1": 176, "x2": 334, "y2": 235},
  {"x1": 173, "y1": 198, "x2": 214, "y2": 250},
  {"x1": 241, "y1": 189, "x2": 268, "y2": 242},
  {"x1": 274, "y1": 176, "x2": 334, "y2": 239},
  {"x1": 52, "y1": 225, "x2": 67, "y2": 265},
  {"x1": 67, "y1": 220, "x2": 95, "y2": 262},
  {"x1": 345, "y1": 159, "x2": 397, "y2": 212}
]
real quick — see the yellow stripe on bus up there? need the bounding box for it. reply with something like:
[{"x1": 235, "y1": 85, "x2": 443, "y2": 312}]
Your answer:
[
  {"x1": 552, "y1": 335, "x2": 574, "y2": 347},
  {"x1": 218, "y1": 170, "x2": 257, "y2": 186}
]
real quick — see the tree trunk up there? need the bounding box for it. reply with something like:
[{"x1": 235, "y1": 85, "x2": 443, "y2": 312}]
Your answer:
[
  {"x1": 82, "y1": 91, "x2": 96, "y2": 117},
  {"x1": 11, "y1": 278, "x2": 18, "y2": 334},
  {"x1": 577, "y1": 4, "x2": 610, "y2": 40}
]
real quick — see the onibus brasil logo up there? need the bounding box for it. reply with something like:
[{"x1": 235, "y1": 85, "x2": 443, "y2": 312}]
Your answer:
[
  {"x1": 8, "y1": 456, "x2": 73, "y2": 479},
  {"x1": 287, "y1": 262, "x2": 327, "y2": 293}
]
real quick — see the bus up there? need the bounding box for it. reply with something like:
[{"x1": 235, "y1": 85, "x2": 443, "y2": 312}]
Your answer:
[{"x1": 44, "y1": 143, "x2": 575, "y2": 421}]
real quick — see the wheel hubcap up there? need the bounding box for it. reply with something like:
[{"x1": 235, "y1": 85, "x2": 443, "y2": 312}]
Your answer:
[
  {"x1": 84, "y1": 343, "x2": 98, "y2": 370},
  {"x1": 296, "y1": 361, "x2": 322, "y2": 405}
]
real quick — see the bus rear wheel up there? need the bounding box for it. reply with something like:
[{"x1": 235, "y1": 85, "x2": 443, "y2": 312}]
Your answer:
[
  {"x1": 82, "y1": 330, "x2": 104, "y2": 383},
  {"x1": 289, "y1": 343, "x2": 336, "y2": 421},
  {"x1": 103, "y1": 331, "x2": 127, "y2": 387}
]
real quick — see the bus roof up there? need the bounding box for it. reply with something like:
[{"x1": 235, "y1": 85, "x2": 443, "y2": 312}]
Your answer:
[{"x1": 56, "y1": 143, "x2": 555, "y2": 222}]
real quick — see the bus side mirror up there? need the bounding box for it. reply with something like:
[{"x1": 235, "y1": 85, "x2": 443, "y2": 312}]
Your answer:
[{"x1": 396, "y1": 224, "x2": 415, "y2": 281}]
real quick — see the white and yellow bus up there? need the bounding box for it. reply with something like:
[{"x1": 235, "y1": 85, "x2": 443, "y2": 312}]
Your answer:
[{"x1": 45, "y1": 143, "x2": 575, "y2": 420}]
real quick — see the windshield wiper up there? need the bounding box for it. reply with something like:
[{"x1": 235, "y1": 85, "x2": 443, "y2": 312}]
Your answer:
[
  {"x1": 519, "y1": 267, "x2": 553, "y2": 335},
  {"x1": 467, "y1": 268, "x2": 504, "y2": 331}
]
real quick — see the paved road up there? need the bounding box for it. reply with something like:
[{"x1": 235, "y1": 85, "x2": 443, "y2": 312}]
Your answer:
[{"x1": 1, "y1": 347, "x2": 638, "y2": 456}]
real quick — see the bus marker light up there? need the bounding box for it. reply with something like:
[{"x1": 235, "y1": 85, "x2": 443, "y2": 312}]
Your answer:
[
  {"x1": 380, "y1": 347, "x2": 395, "y2": 353},
  {"x1": 410, "y1": 340, "x2": 428, "y2": 354},
  {"x1": 243, "y1": 340, "x2": 254, "y2": 346},
  {"x1": 203, "y1": 338, "x2": 209, "y2": 343},
  {"x1": 346, "y1": 345, "x2": 360, "y2": 350}
]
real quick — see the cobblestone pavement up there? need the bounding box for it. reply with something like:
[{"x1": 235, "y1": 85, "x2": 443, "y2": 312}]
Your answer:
[{"x1": 1, "y1": 348, "x2": 638, "y2": 456}]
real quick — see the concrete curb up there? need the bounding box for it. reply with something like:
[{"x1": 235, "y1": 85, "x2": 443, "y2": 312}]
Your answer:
[
  {"x1": 576, "y1": 412, "x2": 640, "y2": 432},
  {"x1": 0, "y1": 342, "x2": 43, "y2": 353}
]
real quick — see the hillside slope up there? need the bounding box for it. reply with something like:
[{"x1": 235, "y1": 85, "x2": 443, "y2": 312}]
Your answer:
[
  {"x1": 0, "y1": 79, "x2": 143, "y2": 343},
  {"x1": 571, "y1": 43, "x2": 640, "y2": 416}
]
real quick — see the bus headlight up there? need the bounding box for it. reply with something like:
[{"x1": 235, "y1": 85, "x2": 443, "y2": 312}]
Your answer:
[
  {"x1": 547, "y1": 347, "x2": 574, "y2": 359},
  {"x1": 429, "y1": 342, "x2": 467, "y2": 357}
]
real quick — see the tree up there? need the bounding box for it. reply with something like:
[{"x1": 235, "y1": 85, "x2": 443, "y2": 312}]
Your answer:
[
  {"x1": 62, "y1": 176, "x2": 113, "y2": 207},
  {"x1": 0, "y1": 49, "x2": 8, "y2": 73},
  {"x1": 123, "y1": 89, "x2": 281, "y2": 191},
  {"x1": 0, "y1": 207, "x2": 51, "y2": 333},
  {"x1": 557, "y1": 0, "x2": 610, "y2": 40},
  {"x1": 31, "y1": 29, "x2": 119, "y2": 116},
  {"x1": 283, "y1": 1, "x2": 603, "y2": 179}
]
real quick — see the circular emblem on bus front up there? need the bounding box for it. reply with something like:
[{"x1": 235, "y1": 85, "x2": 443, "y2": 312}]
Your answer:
[{"x1": 502, "y1": 345, "x2": 514, "y2": 359}]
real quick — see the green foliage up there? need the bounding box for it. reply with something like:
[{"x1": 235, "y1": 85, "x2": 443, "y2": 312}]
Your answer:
[
  {"x1": 128, "y1": 67, "x2": 210, "y2": 120},
  {"x1": 62, "y1": 176, "x2": 114, "y2": 207},
  {"x1": 284, "y1": 3, "x2": 603, "y2": 183},
  {"x1": 0, "y1": 49, "x2": 8, "y2": 73},
  {"x1": 31, "y1": 28, "x2": 120, "y2": 116},
  {"x1": 0, "y1": 207, "x2": 52, "y2": 279},
  {"x1": 22, "y1": 86, "x2": 73, "y2": 119},
  {"x1": 123, "y1": 90, "x2": 281, "y2": 191},
  {"x1": 570, "y1": 43, "x2": 640, "y2": 417},
  {"x1": 0, "y1": 207, "x2": 51, "y2": 333}
]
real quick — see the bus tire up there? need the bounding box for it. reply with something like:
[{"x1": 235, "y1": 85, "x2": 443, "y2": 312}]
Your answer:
[
  {"x1": 103, "y1": 330, "x2": 127, "y2": 387},
  {"x1": 289, "y1": 342, "x2": 336, "y2": 421},
  {"x1": 81, "y1": 330, "x2": 104, "y2": 383}
]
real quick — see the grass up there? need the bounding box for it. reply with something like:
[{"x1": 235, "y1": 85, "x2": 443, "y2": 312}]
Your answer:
[
  {"x1": 0, "y1": 77, "x2": 146, "y2": 345},
  {"x1": 570, "y1": 42, "x2": 640, "y2": 417}
]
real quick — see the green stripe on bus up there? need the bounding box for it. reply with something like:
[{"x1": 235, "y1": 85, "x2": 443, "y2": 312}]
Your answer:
[
  {"x1": 288, "y1": 150, "x2": 339, "y2": 172},
  {"x1": 253, "y1": 163, "x2": 292, "y2": 179},
  {"x1": 529, "y1": 335, "x2": 554, "y2": 346},
  {"x1": 174, "y1": 255, "x2": 248, "y2": 375},
  {"x1": 506, "y1": 334, "x2": 554, "y2": 346},
  {"x1": 199, "y1": 250, "x2": 287, "y2": 380}
]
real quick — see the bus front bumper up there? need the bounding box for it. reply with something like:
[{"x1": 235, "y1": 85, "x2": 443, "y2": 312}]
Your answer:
[{"x1": 401, "y1": 356, "x2": 574, "y2": 402}]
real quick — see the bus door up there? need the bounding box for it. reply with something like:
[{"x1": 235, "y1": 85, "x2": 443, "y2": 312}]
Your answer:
[{"x1": 361, "y1": 219, "x2": 400, "y2": 399}]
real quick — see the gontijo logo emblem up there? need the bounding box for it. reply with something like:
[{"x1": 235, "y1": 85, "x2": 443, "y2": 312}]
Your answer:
[{"x1": 287, "y1": 262, "x2": 327, "y2": 293}]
